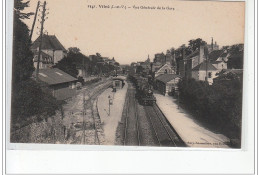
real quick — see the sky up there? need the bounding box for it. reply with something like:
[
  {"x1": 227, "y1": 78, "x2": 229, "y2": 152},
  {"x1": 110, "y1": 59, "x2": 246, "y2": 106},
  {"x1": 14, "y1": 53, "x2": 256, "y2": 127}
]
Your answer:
[{"x1": 23, "y1": 0, "x2": 245, "y2": 64}]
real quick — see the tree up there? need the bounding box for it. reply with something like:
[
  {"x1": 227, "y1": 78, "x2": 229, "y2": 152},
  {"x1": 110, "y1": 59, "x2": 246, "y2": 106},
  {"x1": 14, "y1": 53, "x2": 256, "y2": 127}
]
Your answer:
[
  {"x1": 188, "y1": 38, "x2": 207, "y2": 52},
  {"x1": 114, "y1": 62, "x2": 120, "y2": 66},
  {"x1": 227, "y1": 44, "x2": 244, "y2": 69},
  {"x1": 96, "y1": 52, "x2": 102, "y2": 57},
  {"x1": 136, "y1": 66, "x2": 144, "y2": 74},
  {"x1": 54, "y1": 56, "x2": 79, "y2": 78},
  {"x1": 11, "y1": 0, "x2": 60, "y2": 130},
  {"x1": 68, "y1": 47, "x2": 81, "y2": 54},
  {"x1": 14, "y1": 0, "x2": 34, "y2": 19},
  {"x1": 12, "y1": 0, "x2": 35, "y2": 83}
]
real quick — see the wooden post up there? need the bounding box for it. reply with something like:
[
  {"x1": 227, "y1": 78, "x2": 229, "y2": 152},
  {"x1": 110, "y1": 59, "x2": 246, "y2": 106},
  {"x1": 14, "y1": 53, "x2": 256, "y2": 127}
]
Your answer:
[
  {"x1": 30, "y1": 1, "x2": 40, "y2": 41},
  {"x1": 36, "y1": 1, "x2": 47, "y2": 80}
]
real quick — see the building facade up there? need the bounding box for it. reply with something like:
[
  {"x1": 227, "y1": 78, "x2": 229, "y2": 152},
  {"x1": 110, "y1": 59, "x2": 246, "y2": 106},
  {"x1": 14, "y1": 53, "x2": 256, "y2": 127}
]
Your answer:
[
  {"x1": 155, "y1": 74, "x2": 181, "y2": 95},
  {"x1": 31, "y1": 34, "x2": 67, "y2": 69},
  {"x1": 34, "y1": 68, "x2": 77, "y2": 100},
  {"x1": 191, "y1": 61, "x2": 218, "y2": 85}
]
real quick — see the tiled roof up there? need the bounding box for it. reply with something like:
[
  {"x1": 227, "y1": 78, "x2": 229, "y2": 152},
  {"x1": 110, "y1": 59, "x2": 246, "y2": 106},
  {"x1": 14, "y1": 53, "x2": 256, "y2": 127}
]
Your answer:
[
  {"x1": 192, "y1": 61, "x2": 217, "y2": 71},
  {"x1": 209, "y1": 50, "x2": 223, "y2": 62},
  {"x1": 155, "y1": 74, "x2": 180, "y2": 83},
  {"x1": 155, "y1": 63, "x2": 173, "y2": 73},
  {"x1": 33, "y1": 68, "x2": 77, "y2": 85},
  {"x1": 31, "y1": 35, "x2": 66, "y2": 51},
  {"x1": 185, "y1": 50, "x2": 199, "y2": 60}
]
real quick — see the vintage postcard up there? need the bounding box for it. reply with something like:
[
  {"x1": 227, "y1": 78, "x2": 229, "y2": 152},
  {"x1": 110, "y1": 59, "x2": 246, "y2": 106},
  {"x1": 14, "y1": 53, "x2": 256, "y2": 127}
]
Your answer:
[{"x1": 9, "y1": 0, "x2": 245, "y2": 149}]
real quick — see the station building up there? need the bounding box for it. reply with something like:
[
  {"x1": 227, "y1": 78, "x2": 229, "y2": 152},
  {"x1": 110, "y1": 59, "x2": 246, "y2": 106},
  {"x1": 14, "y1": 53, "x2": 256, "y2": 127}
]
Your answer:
[
  {"x1": 155, "y1": 74, "x2": 181, "y2": 96},
  {"x1": 33, "y1": 68, "x2": 78, "y2": 100}
]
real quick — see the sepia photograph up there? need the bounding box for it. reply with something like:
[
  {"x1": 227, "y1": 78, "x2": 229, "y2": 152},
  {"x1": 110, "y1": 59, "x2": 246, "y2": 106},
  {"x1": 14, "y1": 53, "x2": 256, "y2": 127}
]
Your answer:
[{"x1": 9, "y1": 0, "x2": 245, "y2": 149}]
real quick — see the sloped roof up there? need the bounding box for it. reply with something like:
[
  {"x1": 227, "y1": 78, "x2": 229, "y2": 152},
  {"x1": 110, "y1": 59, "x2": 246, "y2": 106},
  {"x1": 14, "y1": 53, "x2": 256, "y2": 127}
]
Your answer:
[
  {"x1": 185, "y1": 50, "x2": 199, "y2": 60},
  {"x1": 33, "y1": 68, "x2": 77, "y2": 85},
  {"x1": 31, "y1": 35, "x2": 66, "y2": 51},
  {"x1": 192, "y1": 61, "x2": 217, "y2": 71},
  {"x1": 155, "y1": 74, "x2": 180, "y2": 83},
  {"x1": 155, "y1": 63, "x2": 173, "y2": 73},
  {"x1": 222, "y1": 69, "x2": 243, "y2": 75},
  {"x1": 209, "y1": 50, "x2": 223, "y2": 62}
]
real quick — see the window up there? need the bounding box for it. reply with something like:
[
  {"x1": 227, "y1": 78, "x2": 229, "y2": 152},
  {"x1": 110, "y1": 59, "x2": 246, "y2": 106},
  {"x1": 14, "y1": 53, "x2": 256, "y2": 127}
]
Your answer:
[
  {"x1": 39, "y1": 73, "x2": 47, "y2": 77},
  {"x1": 55, "y1": 72, "x2": 63, "y2": 76},
  {"x1": 208, "y1": 72, "x2": 212, "y2": 78}
]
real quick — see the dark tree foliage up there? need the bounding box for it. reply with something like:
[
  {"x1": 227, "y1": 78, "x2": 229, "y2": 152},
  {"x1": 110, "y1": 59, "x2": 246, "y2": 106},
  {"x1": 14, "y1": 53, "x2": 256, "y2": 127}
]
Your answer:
[
  {"x1": 188, "y1": 38, "x2": 207, "y2": 52},
  {"x1": 14, "y1": 0, "x2": 34, "y2": 19},
  {"x1": 13, "y1": 0, "x2": 34, "y2": 83},
  {"x1": 54, "y1": 56, "x2": 79, "y2": 78},
  {"x1": 227, "y1": 44, "x2": 244, "y2": 69},
  {"x1": 136, "y1": 66, "x2": 144, "y2": 74},
  {"x1": 178, "y1": 75, "x2": 242, "y2": 142},
  {"x1": 54, "y1": 49, "x2": 118, "y2": 77},
  {"x1": 165, "y1": 38, "x2": 206, "y2": 74},
  {"x1": 12, "y1": 80, "x2": 60, "y2": 128},
  {"x1": 68, "y1": 47, "x2": 81, "y2": 54},
  {"x1": 11, "y1": 0, "x2": 60, "y2": 129}
]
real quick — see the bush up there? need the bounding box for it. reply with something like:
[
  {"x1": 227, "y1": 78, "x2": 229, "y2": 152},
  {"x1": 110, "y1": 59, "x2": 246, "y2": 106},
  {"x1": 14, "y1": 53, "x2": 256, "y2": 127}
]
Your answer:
[
  {"x1": 178, "y1": 75, "x2": 242, "y2": 141},
  {"x1": 11, "y1": 79, "x2": 60, "y2": 129}
]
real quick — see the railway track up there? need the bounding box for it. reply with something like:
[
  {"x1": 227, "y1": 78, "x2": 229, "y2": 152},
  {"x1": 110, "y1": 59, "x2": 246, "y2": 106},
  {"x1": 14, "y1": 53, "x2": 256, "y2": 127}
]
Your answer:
[
  {"x1": 81, "y1": 80, "x2": 112, "y2": 145},
  {"x1": 123, "y1": 83, "x2": 141, "y2": 146},
  {"x1": 144, "y1": 104, "x2": 185, "y2": 147}
]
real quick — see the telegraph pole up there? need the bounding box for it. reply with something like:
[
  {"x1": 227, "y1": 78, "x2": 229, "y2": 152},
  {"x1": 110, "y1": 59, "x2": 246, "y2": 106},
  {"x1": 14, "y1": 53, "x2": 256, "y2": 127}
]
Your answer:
[
  {"x1": 29, "y1": 1, "x2": 40, "y2": 41},
  {"x1": 204, "y1": 45, "x2": 209, "y2": 82},
  {"x1": 36, "y1": 1, "x2": 47, "y2": 80}
]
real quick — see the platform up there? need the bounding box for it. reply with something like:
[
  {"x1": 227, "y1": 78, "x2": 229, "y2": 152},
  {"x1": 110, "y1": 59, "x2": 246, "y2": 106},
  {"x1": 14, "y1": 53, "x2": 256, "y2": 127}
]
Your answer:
[{"x1": 154, "y1": 93, "x2": 230, "y2": 148}]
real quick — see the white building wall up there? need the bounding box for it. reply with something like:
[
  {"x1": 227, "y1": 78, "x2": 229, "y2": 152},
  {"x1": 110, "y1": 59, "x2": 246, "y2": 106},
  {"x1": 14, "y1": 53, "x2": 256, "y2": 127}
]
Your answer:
[
  {"x1": 191, "y1": 71, "x2": 199, "y2": 81},
  {"x1": 198, "y1": 70, "x2": 218, "y2": 85},
  {"x1": 41, "y1": 49, "x2": 65, "y2": 64},
  {"x1": 54, "y1": 50, "x2": 65, "y2": 64},
  {"x1": 216, "y1": 62, "x2": 227, "y2": 70}
]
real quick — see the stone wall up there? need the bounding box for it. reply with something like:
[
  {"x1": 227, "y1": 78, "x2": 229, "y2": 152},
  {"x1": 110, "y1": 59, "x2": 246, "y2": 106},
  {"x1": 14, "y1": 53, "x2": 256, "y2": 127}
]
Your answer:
[{"x1": 10, "y1": 111, "x2": 67, "y2": 144}]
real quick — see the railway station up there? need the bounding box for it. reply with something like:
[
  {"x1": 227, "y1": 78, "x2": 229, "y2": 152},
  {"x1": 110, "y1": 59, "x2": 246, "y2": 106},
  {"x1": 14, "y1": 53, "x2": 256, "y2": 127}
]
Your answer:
[{"x1": 93, "y1": 74, "x2": 230, "y2": 147}]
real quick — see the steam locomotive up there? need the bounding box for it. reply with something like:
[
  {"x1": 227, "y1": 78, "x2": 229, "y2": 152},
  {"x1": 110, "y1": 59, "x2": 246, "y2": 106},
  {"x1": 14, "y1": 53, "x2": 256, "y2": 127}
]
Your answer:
[{"x1": 129, "y1": 75, "x2": 156, "y2": 106}]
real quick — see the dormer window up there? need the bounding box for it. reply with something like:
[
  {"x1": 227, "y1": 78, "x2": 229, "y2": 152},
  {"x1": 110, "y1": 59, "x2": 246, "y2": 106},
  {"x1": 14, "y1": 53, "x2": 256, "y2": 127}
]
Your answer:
[
  {"x1": 39, "y1": 73, "x2": 47, "y2": 77},
  {"x1": 55, "y1": 72, "x2": 63, "y2": 76}
]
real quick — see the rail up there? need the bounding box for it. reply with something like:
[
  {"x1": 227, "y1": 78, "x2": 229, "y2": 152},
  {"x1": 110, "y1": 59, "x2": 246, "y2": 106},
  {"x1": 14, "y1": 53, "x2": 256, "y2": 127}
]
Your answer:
[{"x1": 153, "y1": 103, "x2": 186, "y2": 147}]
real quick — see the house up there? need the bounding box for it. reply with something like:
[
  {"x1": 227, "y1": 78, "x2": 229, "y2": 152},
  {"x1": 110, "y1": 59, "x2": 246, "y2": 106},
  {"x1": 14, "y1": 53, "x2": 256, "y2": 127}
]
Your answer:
[
  {"x1": 32, "y1": 51, "x2": 54, "y2": 69},
  {"x1": 33, "y1": 68, "x2": 78, "y2": 100},
  {"x1": 154, "y1": 63, "x2": 175, "y2": 77},
  {"x1": 191, "y1": 61, "x2": 218, "y2": 85},
  {"x1": 31, "y1": 34, "x2": 67, "y2": 69},
  {"x1": 209, "y1": 50, "x2": 228, "y2": 70},
  {"x1": 155, "y1": 74, "x2": 181, "y2": 95},
  {"x1": 179, "y1": 45, "x2": 206, "y2": 78}
]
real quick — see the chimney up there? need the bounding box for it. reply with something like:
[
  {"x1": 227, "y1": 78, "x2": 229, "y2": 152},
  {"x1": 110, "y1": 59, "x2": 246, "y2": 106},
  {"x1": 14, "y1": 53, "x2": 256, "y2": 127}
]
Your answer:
[{"x1": 199, "y1": 45, "x2": 205, "y2": 64}]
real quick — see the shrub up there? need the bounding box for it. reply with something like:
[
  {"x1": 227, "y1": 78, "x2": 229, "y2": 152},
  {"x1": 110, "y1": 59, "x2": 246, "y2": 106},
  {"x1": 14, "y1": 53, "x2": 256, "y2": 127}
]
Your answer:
[
  {"x1": 178, "y1": 75, "x2": 242, "y2": 141},
  {"x1": 11, "y1": 79, "x2": 60, "y2": 129}
]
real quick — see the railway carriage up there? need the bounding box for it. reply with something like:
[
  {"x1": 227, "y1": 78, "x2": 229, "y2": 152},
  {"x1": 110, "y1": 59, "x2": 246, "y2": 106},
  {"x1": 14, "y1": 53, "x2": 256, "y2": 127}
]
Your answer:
[{"x1": 129, "y1": 74, "x2": 156, "y2": 106}]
